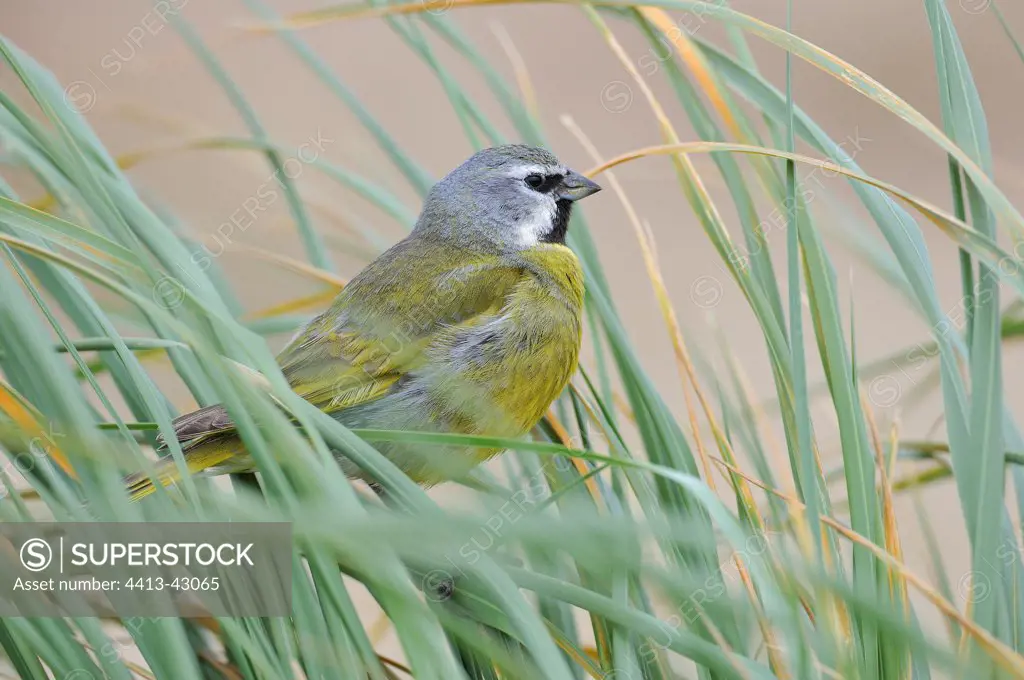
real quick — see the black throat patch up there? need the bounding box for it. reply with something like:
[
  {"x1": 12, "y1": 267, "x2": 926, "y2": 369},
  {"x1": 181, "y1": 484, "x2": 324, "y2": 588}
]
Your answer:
[{"x1": 540, "y1": 199, "x2": 573, "y2": 245}]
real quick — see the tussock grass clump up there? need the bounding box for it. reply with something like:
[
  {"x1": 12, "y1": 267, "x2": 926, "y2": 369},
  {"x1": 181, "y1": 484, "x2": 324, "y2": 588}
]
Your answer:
[{"x1": 0, "y1": 1, "x2": 1023, "y2": 678}]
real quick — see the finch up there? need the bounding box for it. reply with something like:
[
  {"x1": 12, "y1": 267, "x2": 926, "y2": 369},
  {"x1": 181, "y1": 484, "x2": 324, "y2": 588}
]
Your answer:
[{"x1": 128, "y1": 145, "x2": 601, "y2": 499}]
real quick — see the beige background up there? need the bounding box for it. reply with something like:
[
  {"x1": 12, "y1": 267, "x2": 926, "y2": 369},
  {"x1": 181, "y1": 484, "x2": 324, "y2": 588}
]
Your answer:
[{"x1": 3, "y1": 0, "x2": 1024, "y2": 662}]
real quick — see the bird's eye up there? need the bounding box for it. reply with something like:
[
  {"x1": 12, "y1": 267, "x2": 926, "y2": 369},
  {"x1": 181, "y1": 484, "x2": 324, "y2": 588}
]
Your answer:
[{"x1": 524, "y1": 174, "x2": 544, "y2": 189}]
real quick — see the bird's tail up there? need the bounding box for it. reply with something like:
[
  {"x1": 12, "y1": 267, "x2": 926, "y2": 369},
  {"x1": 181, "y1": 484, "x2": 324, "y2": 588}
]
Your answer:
[
  {"x1": 124, "y1": 440, "x2": 242, "y2": 501},
  {"x1": 126, "y1": 403, "x2": 244, "y2": 501}
]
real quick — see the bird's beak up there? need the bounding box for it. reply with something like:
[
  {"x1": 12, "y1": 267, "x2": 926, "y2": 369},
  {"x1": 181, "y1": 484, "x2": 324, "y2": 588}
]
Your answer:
[{"x1": 557, "y1": 171, "x2": 602, "y2": 202}]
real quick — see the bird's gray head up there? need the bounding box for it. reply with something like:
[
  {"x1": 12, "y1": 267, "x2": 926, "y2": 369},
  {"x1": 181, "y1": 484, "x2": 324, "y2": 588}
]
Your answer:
[{"x1": 413, "y1": 144, "x2": 601, "y2": 251}]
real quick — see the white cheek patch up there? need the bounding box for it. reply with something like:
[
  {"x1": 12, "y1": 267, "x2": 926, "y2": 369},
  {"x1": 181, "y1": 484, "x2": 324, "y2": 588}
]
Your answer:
[
  {"x1": 504, "y1": 162, "x2": 567, "y2": 247},
  {"x1": 515, "y1": 198, "x2": 557, "y2": 247}
]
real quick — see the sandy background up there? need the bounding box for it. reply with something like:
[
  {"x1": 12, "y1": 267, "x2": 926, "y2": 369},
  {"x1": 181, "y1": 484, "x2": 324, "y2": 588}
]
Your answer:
[{"x1": 3, "y1": 0, "x2": 1024, "y2": 665}]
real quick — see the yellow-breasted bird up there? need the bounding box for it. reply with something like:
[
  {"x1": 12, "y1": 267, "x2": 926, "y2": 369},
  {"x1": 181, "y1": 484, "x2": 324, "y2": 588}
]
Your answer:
[{"x1": 127, "y1": 145, "x2": 601, "y2": 499}]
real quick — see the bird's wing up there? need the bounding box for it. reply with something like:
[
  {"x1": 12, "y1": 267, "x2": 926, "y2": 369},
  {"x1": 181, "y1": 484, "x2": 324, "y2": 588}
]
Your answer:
[
  {"x1": 167, "y1": 241, "x2": 521, "y2": 446},
  {"x1": 278, "y1": 245, "x2": 521, "y2": 413}
]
